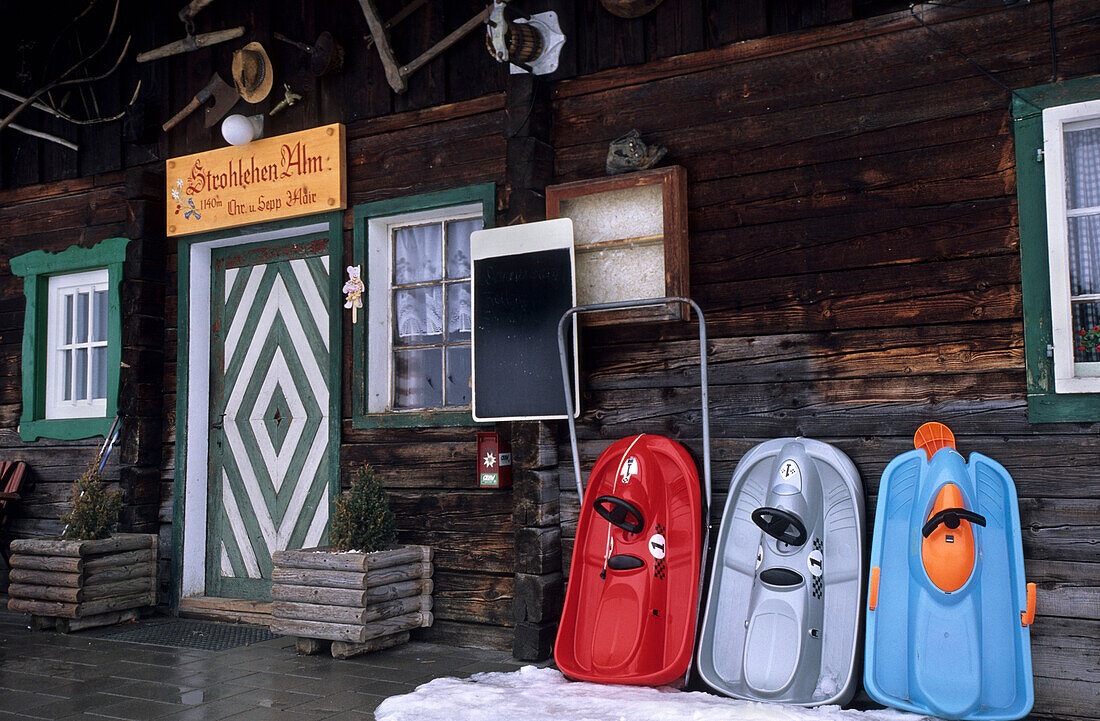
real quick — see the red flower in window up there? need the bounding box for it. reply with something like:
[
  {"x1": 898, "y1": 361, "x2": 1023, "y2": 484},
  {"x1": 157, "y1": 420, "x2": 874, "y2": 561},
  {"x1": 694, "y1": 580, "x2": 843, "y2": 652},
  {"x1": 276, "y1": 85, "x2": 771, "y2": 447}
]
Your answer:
[{"x1": 1077, "y1": 327, "x2": 1100, "y2": 354}]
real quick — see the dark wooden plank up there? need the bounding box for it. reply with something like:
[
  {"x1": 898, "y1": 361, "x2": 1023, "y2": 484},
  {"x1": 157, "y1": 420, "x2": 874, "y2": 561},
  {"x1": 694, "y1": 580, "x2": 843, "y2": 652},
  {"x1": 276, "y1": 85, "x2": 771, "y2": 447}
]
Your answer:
[
  {"x1": 552, "y1": 71, "x2": 1019, "y2": 183},
  {"x1": 551, "y1": 7, "x2": 1091, "y2": 148},
  {"x1": 596, "y1": 5, "x2": 646, "y2": 72},
  {"x1": 395, "y1": 530, "x2": 513, "y2": 575},
  {"x1": 388, "y1": 489, "x2": 517, "y2": 534},
  {"x1": 430, "y1": 570, "x2": 513, "y2": 626},
  {"x1": 445, "y1": 0, "x2": 503, "y2": 104},
  {"x1": 551, "y1": 0, "x2": 1073, "y2": 101},
  {"x1": 584, "y1": 321, "x2": 1022, "y2": 389},
  {"x1": 393, "y1": 0, "x2": 446, "y2": 113},
  {"x1": 412, "y1": 618, "x2": 512, "y2": 650},
  {"x1": 0, "y1": 186, "x2": 129, "y2": 237}
]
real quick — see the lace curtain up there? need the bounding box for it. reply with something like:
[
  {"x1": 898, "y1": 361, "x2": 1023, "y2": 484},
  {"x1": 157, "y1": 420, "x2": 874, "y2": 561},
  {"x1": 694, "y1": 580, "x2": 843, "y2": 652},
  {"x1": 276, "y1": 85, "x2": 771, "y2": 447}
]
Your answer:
[{"x1": 1065, "y1": 126, "x2": 1100, "y2": 361}]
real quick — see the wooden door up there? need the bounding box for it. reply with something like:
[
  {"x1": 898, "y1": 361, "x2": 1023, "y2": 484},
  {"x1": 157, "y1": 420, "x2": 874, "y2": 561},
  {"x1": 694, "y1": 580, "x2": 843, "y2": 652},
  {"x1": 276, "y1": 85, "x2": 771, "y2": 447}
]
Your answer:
[{"x1": 207, "y1": 237, "x2": 332, "y2": 600}]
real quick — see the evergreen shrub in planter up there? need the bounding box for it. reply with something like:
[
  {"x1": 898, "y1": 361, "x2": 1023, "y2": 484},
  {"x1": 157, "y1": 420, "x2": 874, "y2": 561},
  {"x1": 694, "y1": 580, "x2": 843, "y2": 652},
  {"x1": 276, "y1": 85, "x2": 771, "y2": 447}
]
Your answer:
[
  {"x1": 270, "y1": 465, "x2": 433, "y2": 658},
  {"x1": 6, "y1": 463, "x2": 157, "y2": 632}
]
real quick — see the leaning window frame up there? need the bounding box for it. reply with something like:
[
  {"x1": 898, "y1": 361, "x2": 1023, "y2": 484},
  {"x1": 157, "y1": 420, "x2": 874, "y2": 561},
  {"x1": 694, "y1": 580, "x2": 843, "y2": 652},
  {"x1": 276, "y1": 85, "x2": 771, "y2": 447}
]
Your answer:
[
  {"x1": 9, "y1": 238, "x2": 128, "y2": 441},
  {"x1": 351, "y1": 184, "x2": 495, "y2": 429},
  {"x1": 1013, "y1": 76, "x2": 1100, "y2": 422}
]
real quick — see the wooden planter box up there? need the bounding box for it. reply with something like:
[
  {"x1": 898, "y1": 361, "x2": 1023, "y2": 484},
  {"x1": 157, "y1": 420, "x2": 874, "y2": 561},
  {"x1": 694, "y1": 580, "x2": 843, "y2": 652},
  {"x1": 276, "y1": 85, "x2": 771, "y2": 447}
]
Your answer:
[
  {"x1": 6, "y1": 533, "x2": 158, "y2": 632},
  {"x1": 270, "y1": 544, "x2": 433, "y2": 659}
]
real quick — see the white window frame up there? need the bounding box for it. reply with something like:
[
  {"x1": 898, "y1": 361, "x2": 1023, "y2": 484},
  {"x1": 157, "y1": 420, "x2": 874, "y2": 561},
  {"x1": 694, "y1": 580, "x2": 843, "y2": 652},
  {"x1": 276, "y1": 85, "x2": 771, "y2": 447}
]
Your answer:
[
  {"x1": 45, "y1": 268, "x2": 110, "y2": 419},
  {"x1": 365, "y1": 202, "x2": 481, "y2": 413},
  {"x1": 1043, "y1": 98, "x2": 1100, "y2": 393}
]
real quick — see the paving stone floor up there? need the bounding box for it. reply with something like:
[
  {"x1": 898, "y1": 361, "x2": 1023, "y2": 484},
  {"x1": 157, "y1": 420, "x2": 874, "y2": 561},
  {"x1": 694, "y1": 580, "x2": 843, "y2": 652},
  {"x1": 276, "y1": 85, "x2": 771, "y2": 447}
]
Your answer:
[{"x1": 0, "y1": 608, "x2": 534, "y2": 721}]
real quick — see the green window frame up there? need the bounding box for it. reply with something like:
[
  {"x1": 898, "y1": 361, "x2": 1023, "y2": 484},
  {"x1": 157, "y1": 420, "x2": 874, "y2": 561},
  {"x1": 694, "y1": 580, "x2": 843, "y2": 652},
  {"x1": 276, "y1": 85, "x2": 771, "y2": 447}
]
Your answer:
[
  {"x1": 10, "y1": 237, "x2": 129, "y2": 441},
  {"x1": 1014, "y1": 75, "x2": 1100, "y2": 422},
  {"x1": 351, "y1": 183, "x2": 495, "y2": 429}
]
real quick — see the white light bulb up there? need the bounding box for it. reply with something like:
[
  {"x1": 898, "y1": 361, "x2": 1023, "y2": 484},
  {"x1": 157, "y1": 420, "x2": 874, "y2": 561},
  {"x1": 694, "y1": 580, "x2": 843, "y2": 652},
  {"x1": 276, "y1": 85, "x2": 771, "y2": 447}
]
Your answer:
[{"x1": 221, "y1": 114, "x2": 263, "y2": 145}]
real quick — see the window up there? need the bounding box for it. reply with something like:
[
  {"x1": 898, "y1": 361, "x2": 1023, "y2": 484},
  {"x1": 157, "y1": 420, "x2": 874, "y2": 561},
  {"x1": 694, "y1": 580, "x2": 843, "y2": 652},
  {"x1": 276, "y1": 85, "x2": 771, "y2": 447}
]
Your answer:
[
  {"x1": 10, "y1": 238, "x2": 127, "y2": 440},
  {"x1": 387, "y1": 217, "x2": 478, "y2": 410},
  {"x1": 46, "y1": 269, "x2": 110, "y2": 419},
  {"x1": 352, "y1": 184, "x2": 494, "y2": 428},
  {"x1": 1014, "y1": 77, "x2": 1100, "y2": 421}
]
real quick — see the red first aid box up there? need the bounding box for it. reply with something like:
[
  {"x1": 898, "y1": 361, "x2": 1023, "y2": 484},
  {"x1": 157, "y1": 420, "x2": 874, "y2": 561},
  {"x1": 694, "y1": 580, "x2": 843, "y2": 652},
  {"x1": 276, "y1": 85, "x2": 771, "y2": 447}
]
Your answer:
[{"x1": 477, "y1": 432, "x2": 512, "y2": 489}]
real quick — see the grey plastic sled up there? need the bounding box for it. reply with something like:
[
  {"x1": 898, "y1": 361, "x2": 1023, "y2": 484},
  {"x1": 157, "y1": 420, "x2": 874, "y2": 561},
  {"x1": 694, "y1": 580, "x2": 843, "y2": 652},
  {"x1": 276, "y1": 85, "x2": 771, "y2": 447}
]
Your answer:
[{"x1": 696, "y1": 438, "x2": 864, "y2": 706}]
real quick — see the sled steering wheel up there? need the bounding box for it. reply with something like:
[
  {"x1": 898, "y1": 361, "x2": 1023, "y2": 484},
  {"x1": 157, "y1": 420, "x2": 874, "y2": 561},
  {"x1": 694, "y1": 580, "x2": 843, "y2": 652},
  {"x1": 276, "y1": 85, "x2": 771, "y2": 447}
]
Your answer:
[
  {"x1": 752, "y1": 506, "x2": 808, "y2": 546},
  {"x1": 593, "y1": 495, "x2": 645, "y2": 534},
  {"x1": 921, "y1": 507, "x2": 986, "y2": 538}
]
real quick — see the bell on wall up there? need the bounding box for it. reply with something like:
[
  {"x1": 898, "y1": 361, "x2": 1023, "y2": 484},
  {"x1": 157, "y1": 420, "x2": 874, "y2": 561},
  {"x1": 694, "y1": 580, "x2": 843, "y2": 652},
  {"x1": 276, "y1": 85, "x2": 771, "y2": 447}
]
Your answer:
[{"x1": 485, "y1": 1, "x2": 565, "y2": 76}]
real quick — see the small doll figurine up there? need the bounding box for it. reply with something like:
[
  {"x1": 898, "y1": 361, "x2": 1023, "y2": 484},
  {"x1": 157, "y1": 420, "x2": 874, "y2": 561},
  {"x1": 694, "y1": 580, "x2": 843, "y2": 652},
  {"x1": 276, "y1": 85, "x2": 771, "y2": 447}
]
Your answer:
[{"x1": 343, "y1": 265, "x2": 365, "y2": 324}]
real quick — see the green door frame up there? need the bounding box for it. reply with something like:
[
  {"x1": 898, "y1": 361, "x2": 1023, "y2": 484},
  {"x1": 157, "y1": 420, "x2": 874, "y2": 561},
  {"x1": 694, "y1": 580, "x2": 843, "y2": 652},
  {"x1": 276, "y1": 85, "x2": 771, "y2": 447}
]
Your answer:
[{"x1": 171, "y1": 212, "x2": 343, "y2": 611}]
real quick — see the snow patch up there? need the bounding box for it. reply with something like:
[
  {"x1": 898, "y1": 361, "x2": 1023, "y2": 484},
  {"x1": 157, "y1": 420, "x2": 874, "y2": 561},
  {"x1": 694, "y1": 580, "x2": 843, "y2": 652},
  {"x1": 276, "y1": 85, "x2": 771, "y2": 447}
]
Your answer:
[{"x1": 375, "y1": 666, "x2": 937, "y2": 721}]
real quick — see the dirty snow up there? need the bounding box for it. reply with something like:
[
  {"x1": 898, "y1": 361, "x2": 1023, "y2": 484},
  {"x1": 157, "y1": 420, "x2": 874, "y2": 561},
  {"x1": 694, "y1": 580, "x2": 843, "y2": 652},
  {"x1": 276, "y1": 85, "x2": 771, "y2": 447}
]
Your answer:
[{"x1": 375, "y1": 666, "x2": 938, "y2": 721}]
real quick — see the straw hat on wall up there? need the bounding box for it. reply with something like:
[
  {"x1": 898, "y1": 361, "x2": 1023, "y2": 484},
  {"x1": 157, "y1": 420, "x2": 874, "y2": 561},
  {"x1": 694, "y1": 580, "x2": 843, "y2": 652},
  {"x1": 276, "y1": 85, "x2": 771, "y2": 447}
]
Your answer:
[{"x1": 232, "y1": 42, "x2": 274, "y2": 103}]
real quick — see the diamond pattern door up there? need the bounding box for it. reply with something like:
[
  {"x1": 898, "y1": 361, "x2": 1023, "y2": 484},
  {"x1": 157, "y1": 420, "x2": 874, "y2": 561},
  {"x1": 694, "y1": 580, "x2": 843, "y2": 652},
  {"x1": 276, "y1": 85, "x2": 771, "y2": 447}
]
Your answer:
[{"x1": 207, "y1": 237, "x2": 332, "y2": 600}]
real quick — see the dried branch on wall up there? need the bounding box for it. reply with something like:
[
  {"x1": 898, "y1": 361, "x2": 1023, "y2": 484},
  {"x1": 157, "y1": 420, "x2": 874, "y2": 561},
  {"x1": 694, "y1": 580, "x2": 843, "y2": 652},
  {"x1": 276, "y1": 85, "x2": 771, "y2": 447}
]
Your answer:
[{"x1": 0, "y1": 0, "x2": 138, "y2": 144}]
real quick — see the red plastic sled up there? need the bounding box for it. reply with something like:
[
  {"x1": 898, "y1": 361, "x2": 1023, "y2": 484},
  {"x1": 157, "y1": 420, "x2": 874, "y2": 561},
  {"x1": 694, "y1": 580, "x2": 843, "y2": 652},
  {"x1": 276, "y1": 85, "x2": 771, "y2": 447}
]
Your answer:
[{"x1": 554, "y1": 433, "x2": 704, "y2": 686}]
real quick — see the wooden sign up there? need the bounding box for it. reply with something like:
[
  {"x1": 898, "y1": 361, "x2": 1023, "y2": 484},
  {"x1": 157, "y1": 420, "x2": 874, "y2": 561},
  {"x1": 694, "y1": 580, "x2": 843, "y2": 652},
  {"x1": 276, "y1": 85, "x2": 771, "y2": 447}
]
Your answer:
[{"x1": 166, "y1": 123, "x2": 346, "y2": 237}]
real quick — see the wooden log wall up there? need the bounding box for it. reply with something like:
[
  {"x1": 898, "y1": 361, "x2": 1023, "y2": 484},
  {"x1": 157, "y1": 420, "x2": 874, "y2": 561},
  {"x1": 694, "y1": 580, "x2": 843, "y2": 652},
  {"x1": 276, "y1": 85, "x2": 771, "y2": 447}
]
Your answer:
[
  {"x1": 0, "y1": 170, "x2": 166, "y2": 593},
  {"x1": 0, "y1": 0, "x2": 863, "y2": 191},
  {"x1": 550, "y1": 2, "x2": 1100, "y2": 719}
]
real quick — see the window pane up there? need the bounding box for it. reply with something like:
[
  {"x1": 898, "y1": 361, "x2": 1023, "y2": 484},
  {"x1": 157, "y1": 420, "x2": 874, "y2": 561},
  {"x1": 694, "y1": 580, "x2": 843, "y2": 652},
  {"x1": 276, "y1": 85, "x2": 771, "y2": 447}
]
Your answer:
[
  {"x1": 446, "y1": 218, "x2": 481, "y2": 279},
  {"x1": 1073, "y1": 300, "x2": 1100, "y2": 362},
  {"x1": 92, "y1": 290, "x2": 108, "y2": 342},
  {"x1": 74, "y1": 348, "x2": 88, "y2": 401},
  {"x1": 393, "y1": 286, "x2": 443, "y2": 346},
  {"x1": 445, "y1": 345, "x2": 471, "y2": 407},
  {"x1": 63, "y1": 350, "x2": 72, "y2": 401},
  {"x1": 393, "y1": 348, "x2": 443, "y2": 409},
  {"x1": 393, "y1": 224, "x2": 442, "y2": 284},
  {"x1": 446, "y1": 282, "x2": 471, "y2": 341},
  {"x1": 1065, "y1": 125, "x2": 1100, "y2": 210},
  {"x1": 64, "y1": 293, "x2": 73, "y2": 345},
  {"x1": 91, "y1": 346, "x2": 107, "y2": 400},
  {"x1": 1068, "y1": 215, "x2": 1100, "y2": 296},
  {"x1": 75, "y1": 292, "x2": 89, "y2": 343}
]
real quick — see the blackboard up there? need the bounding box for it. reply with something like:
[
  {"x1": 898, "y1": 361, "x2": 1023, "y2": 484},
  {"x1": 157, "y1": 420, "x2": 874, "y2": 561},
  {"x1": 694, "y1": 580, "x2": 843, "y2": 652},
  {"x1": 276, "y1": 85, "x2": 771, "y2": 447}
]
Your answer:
[{"x1": 470, "y1": 219, "x2": 578, "y2": 421}]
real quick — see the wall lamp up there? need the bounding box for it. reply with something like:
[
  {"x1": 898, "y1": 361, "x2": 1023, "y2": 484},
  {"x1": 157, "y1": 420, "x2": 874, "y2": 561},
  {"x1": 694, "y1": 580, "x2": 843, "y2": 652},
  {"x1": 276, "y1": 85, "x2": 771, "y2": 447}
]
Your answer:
[{"x1": 221, "y1": 113, "x2": 264, "y2": 146}]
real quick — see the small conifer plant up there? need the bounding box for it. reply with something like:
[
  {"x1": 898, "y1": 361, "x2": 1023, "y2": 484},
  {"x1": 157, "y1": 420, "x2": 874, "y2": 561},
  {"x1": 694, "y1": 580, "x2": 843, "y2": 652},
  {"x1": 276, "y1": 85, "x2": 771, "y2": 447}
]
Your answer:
[
  {"x1": 60, "y1": 463, "x2": 124, "y2": 540},
  {"x1": 329, "y1": 465, "x2": 397, "y2": 552}
]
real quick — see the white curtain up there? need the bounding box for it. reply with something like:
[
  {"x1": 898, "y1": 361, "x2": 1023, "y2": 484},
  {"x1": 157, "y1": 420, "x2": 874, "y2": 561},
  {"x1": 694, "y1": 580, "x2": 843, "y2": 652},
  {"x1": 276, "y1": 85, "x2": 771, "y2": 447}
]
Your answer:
[{"x1": 1064, "y1": 126, "x2": 1100, "y2": 361}]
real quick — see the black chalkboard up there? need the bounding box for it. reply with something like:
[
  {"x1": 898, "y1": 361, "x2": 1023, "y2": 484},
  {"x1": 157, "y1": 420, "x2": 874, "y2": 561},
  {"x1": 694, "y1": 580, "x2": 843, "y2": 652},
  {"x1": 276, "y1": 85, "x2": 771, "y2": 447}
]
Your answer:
[{"x1": 471, "y1": 225, "x2": 577, "y2": 421}]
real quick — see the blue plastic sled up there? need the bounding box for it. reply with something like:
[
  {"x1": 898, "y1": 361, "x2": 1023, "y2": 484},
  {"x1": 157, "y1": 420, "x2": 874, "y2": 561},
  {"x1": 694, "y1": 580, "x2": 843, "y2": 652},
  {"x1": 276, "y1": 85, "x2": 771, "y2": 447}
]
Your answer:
[{"x1": 864, "y1": 422, "x2": 1036, "y2": 720}]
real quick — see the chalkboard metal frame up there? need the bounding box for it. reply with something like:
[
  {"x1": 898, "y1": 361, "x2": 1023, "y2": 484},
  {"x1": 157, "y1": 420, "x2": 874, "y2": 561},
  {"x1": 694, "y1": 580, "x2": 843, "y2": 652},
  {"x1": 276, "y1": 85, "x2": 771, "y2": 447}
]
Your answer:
[{"x1": 470, "y1": 218, "x2": 580, "y2": 422}]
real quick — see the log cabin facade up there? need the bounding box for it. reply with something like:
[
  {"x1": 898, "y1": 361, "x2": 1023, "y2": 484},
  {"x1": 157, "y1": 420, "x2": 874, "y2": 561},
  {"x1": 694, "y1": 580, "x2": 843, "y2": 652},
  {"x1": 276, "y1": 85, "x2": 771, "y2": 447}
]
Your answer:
[{"x1": 0, "y1": 1, "x2": 1097, "y2": 718}]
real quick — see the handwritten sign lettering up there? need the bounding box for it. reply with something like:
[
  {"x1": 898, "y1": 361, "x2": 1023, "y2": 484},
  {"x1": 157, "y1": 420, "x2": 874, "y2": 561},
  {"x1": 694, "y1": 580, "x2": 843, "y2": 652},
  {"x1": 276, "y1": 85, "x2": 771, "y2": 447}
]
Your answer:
[{"x1": 166, "y1": 124, "x2": 346, "y2": 237}]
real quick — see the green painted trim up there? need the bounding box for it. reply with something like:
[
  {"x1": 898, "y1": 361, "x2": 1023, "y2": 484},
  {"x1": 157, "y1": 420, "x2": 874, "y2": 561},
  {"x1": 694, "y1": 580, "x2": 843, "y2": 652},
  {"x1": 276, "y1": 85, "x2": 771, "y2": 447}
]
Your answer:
[
  {"x1": 1027, "y1": 392, "x2": 1100, "y2": 423},
  {"x1": 10, "y1": 236, "x2": 129, "y2": 277},
  {"x1": 171, "y1": 211, "x2": 344, "y2": 610},
  {"x1": 1013, "y1": 75, "x2": 1100, "y2": 423},
  {"x1": 356, "y1": 409, "x2": 477, "y2": 428},
  {"x1": 351, "y1": 183, "x2": 495, "y2": 430},
  {"x1": 324, "y1": 211, "x2": 344, "y2": 534},
  {"x1": 10, "y1": 238, "x2": 128, "y2": 442}
]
